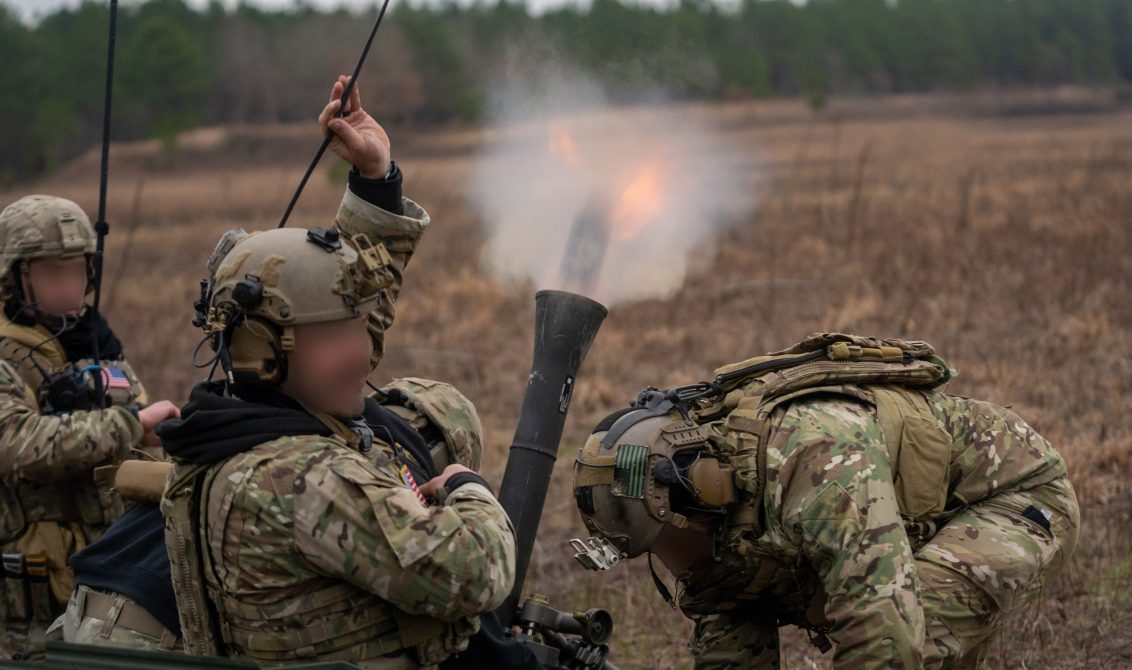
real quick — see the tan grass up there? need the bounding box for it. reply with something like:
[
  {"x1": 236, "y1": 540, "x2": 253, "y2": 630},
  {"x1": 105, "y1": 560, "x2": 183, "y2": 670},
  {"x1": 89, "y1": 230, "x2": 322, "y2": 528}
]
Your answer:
[{"x1": 4, "y1": 94, "x2": 1129, "y2": 668}]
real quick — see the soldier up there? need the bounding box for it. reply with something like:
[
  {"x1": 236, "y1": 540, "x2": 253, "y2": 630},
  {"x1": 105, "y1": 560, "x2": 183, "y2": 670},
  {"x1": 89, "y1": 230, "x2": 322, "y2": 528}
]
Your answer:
[
  {"x1": 572, "y1": 333, "x2": 1079, "y2": 669},
  {"x1": 56, "y1": 381, "x2": 535, "y2": 666},
  {"x1": 158, "y1": 77, "x2": 517, "y2": 668},
  {"x1": 55, "y1": 382, "x2": 480, "y2": 656},
  {"x1": 0, "y1": 195, "x2": 180, "y2": 660}
]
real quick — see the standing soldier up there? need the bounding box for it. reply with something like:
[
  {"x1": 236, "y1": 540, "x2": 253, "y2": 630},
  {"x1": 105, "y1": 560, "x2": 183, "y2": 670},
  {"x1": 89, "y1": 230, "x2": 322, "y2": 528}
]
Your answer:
[
  {"x1": 158, "y1": 77, "x2": 517, "y2": 668},
  {"x1": 0, "y1": 195, "x2": 180, "y2": 660},
  {"x1": 572, "y1": 333, "x2": 1079, "y2": 669}
]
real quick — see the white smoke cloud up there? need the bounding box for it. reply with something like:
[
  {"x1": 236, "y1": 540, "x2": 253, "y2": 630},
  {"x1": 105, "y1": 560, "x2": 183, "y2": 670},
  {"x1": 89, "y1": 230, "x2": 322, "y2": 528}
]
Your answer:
[{"x1": 471, "y1": 65, "x2": 757, "y2": 306}]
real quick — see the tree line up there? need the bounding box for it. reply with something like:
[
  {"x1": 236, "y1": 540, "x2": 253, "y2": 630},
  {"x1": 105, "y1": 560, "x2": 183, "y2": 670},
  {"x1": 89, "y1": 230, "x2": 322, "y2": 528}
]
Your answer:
[{"x1": 2, "y1": 0, "x2": 1131, "y2": 185}]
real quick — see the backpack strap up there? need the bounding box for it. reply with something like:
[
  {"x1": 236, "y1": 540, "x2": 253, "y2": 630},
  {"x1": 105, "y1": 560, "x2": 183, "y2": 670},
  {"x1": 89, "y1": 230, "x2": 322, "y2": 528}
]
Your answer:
[{"x1": 718, "y1": 393, "x2": 770, "y2": 536}]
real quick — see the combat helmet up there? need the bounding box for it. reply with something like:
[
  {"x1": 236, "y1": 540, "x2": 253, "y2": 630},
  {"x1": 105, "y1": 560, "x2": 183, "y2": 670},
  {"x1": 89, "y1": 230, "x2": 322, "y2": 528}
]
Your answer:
[
  {"x1": 195, "y1": 226, "x2": 394, "y2": 386},
  {"x1": 573, "y1": 389, "x2": 737, "y2": 559},
  {"x1": 0, "y1": 195, "x2": 98, "y2": 306}
]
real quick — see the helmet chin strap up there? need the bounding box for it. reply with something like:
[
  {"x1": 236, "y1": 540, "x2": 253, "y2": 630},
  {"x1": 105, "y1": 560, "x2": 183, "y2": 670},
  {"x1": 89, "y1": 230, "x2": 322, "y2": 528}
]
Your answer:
[
  {"x1": 647, "y1": 518, "x2": 726, "y2": 609},
  {"x1": 18, "y1": 263, "x2": 34, "y2": 306},
  {"x1": 648, "y1": 551, "x2": 676, "y2": 609}
]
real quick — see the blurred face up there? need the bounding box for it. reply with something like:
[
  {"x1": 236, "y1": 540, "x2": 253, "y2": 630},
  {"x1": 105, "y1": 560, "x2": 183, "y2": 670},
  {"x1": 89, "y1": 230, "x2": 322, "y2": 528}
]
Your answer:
[
  {"x1": 24, "y1": 256, "x2": 89, "y2": 317},
  {"x1": 280, "y1": 315, "x2": 372, "y2": 418}
]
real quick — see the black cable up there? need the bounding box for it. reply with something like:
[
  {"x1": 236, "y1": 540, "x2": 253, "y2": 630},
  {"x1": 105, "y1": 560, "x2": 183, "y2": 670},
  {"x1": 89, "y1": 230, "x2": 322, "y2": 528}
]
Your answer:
[
  {"x1": 277, "y1": 0, "x2": 394, "y2": 229},
  {"x1": 88, "y1": 0, "x2": 119, "y2": 400},
  {"x1": 22, "y1": 312, "x2": 70, "y2": 381},
  {"x1": 190, "y1": 333, "x2": 221, "y2": 370}
]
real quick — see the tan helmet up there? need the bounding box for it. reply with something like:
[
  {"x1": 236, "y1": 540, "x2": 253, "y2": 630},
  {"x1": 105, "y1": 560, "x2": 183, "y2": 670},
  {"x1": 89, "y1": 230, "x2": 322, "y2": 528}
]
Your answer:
[
  {"x1": 573, "y1": 391, "x2": 736, "y2": 558},
  {"x1": 0, "y1": 195, "x2": 98, "y2": 300},
  {"x1": 198, "y1": 226, "x2": 394, "y2": 385},
  {"x1": 376, "y1": 377, "x2": 485, "y2": 471}
]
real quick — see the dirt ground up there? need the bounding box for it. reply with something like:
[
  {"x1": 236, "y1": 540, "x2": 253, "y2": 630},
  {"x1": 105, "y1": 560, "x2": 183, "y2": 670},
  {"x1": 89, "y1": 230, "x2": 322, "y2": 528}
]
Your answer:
[{"x1": 4, "y1": 92, "x2": 1130, "y2": 668}]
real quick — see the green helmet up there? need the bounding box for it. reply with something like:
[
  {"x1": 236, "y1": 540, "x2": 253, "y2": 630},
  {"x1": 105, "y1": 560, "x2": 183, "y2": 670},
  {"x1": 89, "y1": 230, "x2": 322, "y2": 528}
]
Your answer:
[
  {"x1": 573, "y1": 391, "x2": 736, "y2": 558},
  {"x1": 198, "y1": 226, "x2": 394, "y2": 385},
  {"x1": 0, "y1": 195, "x2": 97, "y2": 299}
]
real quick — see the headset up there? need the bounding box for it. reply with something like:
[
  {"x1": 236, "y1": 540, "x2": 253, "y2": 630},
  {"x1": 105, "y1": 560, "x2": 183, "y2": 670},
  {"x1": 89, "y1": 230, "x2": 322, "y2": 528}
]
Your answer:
[
  {"x1": 210, "y1": 276, "x2": 289, "y2": 387},
  {"x1": 193, "y1": 227, "x2": 377, "y2": 389},
  {"x1": 599, "y1": 389, "x2": 736, "y2": 512}
]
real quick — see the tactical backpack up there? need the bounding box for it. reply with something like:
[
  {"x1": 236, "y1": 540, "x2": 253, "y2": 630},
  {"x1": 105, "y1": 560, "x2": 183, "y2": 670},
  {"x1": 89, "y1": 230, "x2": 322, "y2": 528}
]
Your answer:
[{"x1": 677, "y1": 332, "x2": 957, "y2": 531}]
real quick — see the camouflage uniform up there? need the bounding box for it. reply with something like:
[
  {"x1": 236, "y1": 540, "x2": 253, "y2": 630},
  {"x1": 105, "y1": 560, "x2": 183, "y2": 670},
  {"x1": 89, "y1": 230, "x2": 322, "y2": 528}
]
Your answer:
[
  {"x1": 0, "y1": 195, "x2": 150, "y2": 661},
  {"x1": 574, "y1": 335, "x2": 1079, "y2": 670},
  {"x1": 679, "y1": 393, "x2": 1078, "y2": 670},
  {"x1": 54, "y1": 378, "x2": 488, "y2": 660},
  {"x1": 162, "y1": 184, "x2": 516, "y2": 668},
  {"x1": 193, "y1": 432, "x2": 514, "y2": 667}
]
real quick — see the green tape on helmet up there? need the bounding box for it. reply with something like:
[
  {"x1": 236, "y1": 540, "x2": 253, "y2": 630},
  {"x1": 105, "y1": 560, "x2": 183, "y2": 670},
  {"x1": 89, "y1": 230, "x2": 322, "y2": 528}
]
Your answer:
[{"x1": 613, "y1": 444, "x2": 649, "y2": 499}]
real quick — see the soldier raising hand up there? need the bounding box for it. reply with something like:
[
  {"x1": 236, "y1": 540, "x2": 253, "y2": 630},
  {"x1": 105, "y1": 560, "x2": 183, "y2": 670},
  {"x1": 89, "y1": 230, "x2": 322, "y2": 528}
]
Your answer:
[{"x1": 158, "y1": 78, "x2": 520, "y2": 668}]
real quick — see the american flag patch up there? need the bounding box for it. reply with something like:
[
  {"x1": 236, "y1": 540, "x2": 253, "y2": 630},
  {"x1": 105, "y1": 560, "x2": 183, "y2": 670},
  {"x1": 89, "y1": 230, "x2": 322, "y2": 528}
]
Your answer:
[
  {"x1": 400, "y1": 465, "x2": 428, "y2": 506},
  {"x1": 100, "y1": 367, "x2": 132, "y2": 390}
]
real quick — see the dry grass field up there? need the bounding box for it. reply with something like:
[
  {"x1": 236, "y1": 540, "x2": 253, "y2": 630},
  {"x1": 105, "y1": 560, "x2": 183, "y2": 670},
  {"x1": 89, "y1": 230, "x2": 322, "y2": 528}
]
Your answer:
[{"x1": 3, "y1": 92, "x2": 1129, "y2": 668}]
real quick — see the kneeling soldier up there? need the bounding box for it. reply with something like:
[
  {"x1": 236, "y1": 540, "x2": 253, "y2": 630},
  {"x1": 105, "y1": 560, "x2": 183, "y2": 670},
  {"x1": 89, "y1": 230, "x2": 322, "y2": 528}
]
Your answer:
[{"x1": 573, "y1": 333, "x2": 1079, "y2": 670}]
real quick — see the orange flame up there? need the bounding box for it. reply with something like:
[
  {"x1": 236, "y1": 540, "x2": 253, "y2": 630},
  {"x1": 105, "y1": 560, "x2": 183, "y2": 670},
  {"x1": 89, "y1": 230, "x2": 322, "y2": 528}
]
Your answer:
[
  {"x1": 610, "y1": 164, "x2": 665, "y2": 241},
  {"x1": 548, "y1": 123, "x2": 582, "y2": 170}
]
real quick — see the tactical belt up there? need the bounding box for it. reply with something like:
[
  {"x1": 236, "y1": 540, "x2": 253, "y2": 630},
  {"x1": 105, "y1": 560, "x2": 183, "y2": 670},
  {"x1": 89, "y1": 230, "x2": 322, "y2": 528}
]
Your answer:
[{"x1": 76, "y1": 586, "x2": 179, "y2": 650}]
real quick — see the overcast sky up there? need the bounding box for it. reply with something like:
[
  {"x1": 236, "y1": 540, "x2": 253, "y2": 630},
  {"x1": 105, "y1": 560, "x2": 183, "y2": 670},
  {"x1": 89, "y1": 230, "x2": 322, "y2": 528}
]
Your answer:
[{"x1": 0, "y1": 0, "x2": 658, "y2": 21}]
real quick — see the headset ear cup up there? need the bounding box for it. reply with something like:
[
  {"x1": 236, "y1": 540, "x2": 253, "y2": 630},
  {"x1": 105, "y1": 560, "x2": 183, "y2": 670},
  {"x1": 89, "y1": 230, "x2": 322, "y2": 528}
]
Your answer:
[{"x1": 227, "y1": 317, "x2": 286, "y2": 386}]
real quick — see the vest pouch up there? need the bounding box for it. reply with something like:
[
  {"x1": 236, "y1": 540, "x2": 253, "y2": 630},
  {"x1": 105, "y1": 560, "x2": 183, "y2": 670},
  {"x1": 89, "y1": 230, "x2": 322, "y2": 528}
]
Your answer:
[{"x1": 872, "y1": 387, "x2": 952, "y2": 519}]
